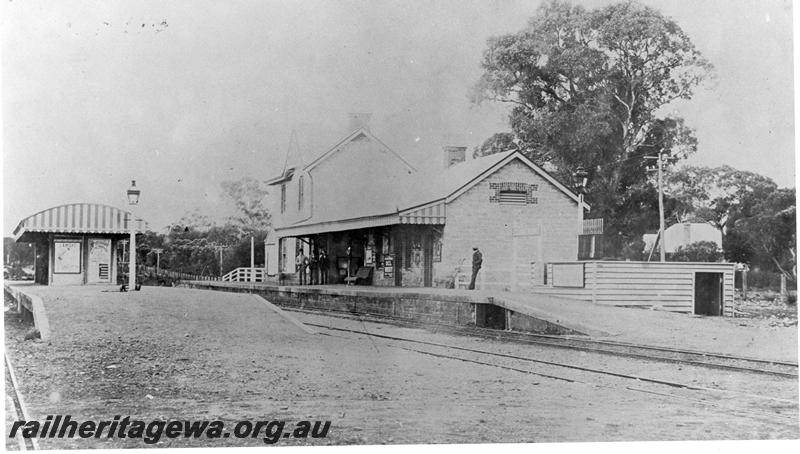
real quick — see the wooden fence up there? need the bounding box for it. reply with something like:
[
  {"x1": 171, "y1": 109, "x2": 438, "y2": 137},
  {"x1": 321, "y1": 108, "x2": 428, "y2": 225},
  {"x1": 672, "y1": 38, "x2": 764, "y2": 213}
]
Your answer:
[
  {"x1": 222, "y1": 267, "x2": 266, "y2": 283},
  {"x1": 140, "y1": 266, "x2": 219, "y2": 282}
]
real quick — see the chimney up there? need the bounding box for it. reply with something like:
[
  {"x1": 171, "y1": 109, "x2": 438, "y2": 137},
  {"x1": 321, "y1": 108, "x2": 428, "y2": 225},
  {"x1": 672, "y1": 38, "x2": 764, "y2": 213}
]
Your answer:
[
  {"x1": 443, "y1": 146, "x2": 467, "y2": 168},
  {"x1": 348, "y1": 113, "x2": 372, "y2": 132}
]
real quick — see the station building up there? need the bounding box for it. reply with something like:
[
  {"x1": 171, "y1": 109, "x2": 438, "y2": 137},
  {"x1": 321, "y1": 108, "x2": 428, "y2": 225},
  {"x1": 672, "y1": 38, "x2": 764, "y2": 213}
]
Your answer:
[
  {"x1": 265, "y1": 116, "x2": 590, "y2": 291},
  {"x1": 13, "y1": 203, "x2": 146, "y2": 286}
]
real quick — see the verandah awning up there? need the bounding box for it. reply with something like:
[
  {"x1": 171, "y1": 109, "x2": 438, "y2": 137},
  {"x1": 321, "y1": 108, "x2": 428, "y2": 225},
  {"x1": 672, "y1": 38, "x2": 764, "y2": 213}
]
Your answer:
[{"x1": 276, "y1": 201, "x2": 447, "y2": 239}]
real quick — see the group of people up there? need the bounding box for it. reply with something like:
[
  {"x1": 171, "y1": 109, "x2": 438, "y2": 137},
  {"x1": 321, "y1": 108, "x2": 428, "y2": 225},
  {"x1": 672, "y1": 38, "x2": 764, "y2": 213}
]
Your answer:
[
  {"x1": 293, "y1": 245, "x2": 483, "y2": 288},
  {"x1": 296, "y1": 249, "x2": 329, "y2": 285}
]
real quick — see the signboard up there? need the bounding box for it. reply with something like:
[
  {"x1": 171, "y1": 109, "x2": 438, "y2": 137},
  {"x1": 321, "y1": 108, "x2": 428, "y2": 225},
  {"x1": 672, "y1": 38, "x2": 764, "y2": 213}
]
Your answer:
[
  {"x1": 433, "y1": 240, "x2": 442, "y2": 262},
  {"x1": 551, "y1": 263, "x2": 585, "y2": 288},
  {"x1": 88, "y1": 239, "x2": 111, "y2": 283},
  {"x1": 54, "y1": 241, "x2": 82, "y2": 274},
  {"x1": 383, "y1": 255, "x2": 394, "y2": 278}
]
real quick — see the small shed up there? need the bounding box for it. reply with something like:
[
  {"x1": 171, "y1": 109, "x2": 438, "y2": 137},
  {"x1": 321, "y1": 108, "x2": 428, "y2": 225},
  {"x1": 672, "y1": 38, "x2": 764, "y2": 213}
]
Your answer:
[
  {"x1": 13, "y1": 203, "x2": 146, "y2": 286},
  {"x1": 540, "y1": 261, "x2": 736, "y2": 316}
]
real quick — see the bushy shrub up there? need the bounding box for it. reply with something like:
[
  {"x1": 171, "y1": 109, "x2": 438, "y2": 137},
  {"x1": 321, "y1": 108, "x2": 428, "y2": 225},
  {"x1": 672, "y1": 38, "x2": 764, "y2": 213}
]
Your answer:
[{"x1": 670, "y1": 241, "x2": 723, "y2": 262}]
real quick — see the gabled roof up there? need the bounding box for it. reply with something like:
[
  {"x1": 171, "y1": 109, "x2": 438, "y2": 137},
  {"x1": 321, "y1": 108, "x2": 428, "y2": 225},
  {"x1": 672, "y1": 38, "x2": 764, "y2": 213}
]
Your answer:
[
  {"x1": 304, "y1": 127, "x2": 417, "y2": 173},
  {"x1": 398, "y1": 150, "x2": 590, "y2": 212},
  {"x1": 267, "y1": 127, "x2": 416, "y2": 185},
  {"x1": 14, "y1": 203, "x2": 147, "y2": 241}
]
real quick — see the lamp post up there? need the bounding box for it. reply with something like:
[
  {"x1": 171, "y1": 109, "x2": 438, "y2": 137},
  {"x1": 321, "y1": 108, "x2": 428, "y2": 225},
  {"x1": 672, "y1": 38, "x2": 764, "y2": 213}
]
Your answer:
[
  {"x1": 574, "y1": 166, "x2": 589, "y2": 240},
  {"x1": 127, "y1": 180, "x2": 141, "y2": 291}
]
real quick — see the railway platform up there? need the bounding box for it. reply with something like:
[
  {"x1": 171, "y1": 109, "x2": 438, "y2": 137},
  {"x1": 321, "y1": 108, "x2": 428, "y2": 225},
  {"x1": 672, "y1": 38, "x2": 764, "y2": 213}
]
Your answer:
[{"x1": 183, "y1": 281, "x2": 798, "y2": 363}]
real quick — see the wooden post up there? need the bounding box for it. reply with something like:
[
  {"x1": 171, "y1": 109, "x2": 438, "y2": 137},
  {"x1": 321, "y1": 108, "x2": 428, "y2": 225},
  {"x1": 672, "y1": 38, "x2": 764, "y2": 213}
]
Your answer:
[
  {"x1": 742, "y1": 267, "x2": 748, "y2": 300},
  {"x1": 250, "y1": 236, "x2": 255, "y2": 271},
  {"x1": 129, "y1": 214, "x2": 136, "y2": 291},
  {"x1": 780, "y1": 273, "x2": 787, "y2": 304}
]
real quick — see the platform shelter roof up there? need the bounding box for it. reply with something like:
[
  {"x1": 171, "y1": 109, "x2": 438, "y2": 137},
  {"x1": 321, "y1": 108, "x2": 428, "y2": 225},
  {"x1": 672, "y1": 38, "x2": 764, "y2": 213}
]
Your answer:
[{"x1": 14, "y1": 203, "x2": 147, "y2": 242}]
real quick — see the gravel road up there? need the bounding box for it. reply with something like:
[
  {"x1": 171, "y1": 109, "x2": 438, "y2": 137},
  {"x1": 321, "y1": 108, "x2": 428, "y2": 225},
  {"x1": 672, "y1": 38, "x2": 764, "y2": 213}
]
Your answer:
[{"x1": 4, "y1": 286, "x2": 798, "y2": 448}]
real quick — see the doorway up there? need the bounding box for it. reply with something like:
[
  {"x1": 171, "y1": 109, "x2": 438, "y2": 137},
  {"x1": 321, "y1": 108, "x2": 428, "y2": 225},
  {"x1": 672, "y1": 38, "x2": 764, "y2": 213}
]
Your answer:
[
  {"x1": 694, "y1": 272, "x2": 723, "y2": 315},
  {"x1": 87, "y1": 239, "x2": 112, "y2": 284},
  {"x1": 476, "y1": 304, "x2": 507, "y2": 330},
  {"x1": 422, "y1": 235, "x2": 433, "y2": 287}
]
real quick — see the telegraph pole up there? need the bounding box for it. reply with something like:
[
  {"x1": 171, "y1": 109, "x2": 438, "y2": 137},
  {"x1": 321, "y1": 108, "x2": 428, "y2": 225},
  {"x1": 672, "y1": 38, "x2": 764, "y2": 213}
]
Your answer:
[
  {"x1": 645, "y1": 153, "x2": 668, "y2": 262},
  {"x1": 152, "y1": 248, "x2": 163, "y2": 274},
  {"x1": 657, "y1": 153, "x2": 666, "y2": 262},
  {"x1": 209, "y1": 243, "x2": 230, "y2": 277}
]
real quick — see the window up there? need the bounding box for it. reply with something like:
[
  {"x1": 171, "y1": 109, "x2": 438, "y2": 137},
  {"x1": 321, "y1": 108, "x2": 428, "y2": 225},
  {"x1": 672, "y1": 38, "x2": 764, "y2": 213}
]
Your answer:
[
  {"x1": 298, "y1": 176, "x2": 304, "y2": 210},
  {"x1": 280, "y1": 183, "x2": 286, "y2": 213}
]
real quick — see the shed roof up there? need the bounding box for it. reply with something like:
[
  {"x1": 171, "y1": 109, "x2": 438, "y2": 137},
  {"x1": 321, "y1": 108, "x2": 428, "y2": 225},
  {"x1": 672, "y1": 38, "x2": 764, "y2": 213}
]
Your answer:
[{"x1": 14, "y1": 203, "x2": 147, "y2": 242}]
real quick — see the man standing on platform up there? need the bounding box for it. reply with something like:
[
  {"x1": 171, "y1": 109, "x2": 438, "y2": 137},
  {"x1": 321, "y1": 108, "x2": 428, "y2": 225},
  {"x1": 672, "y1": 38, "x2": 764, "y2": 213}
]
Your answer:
[
  {"x1": 296, "y1": 250, "x2": 308, "y2": 285},
  {"x1": 309, "y1": 250, "x2": 319, "y2": 285},
  {"x1": 468, "y1": 247, "x2": 483, "y2": 290},
  {"x1": 319, "y1": 249, "x2": 329, "y2": 284}
]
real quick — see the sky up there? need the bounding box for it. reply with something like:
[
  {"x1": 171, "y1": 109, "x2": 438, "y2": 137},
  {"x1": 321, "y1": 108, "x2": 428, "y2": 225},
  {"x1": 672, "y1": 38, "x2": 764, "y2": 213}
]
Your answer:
[{"x1": 1, "y1": 0, "x2": 795, "y2": 235}]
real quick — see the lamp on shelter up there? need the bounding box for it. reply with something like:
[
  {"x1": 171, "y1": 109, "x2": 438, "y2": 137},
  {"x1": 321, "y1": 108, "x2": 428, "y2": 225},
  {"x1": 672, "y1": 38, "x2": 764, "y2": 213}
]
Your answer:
[{"x1": 127, "y1": 180, "x2": 141, "y2": 205}]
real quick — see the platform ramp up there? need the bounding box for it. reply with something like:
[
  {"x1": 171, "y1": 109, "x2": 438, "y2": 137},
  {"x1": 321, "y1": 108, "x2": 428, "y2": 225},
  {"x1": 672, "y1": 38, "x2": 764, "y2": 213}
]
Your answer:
[{"x1": 490, "y1": 292, "x2": 620, "y2": 337}]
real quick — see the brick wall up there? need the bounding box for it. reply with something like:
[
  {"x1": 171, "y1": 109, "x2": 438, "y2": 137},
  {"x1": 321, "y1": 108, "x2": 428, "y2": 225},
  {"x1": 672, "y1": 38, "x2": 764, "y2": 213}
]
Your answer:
[{"x1": 435, "y1": 159, "x2": 580, "y2": 291}]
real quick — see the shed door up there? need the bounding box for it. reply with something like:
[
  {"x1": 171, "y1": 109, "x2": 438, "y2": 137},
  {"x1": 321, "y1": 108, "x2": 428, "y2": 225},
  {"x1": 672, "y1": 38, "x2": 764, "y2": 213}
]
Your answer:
[
  {"x1": 266, "y1": 242, "x2": 278, "y2": 276},
  {"x1": 87, "y1": 239, "x2": 112, "y2": 283},
  {"x1": 695, "y1": 272, "x2": 723, "y2": 316}
]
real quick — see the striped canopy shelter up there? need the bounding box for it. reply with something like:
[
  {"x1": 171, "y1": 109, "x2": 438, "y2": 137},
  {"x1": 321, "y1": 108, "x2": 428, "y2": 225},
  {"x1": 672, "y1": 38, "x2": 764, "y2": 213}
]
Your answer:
[{"x1": 14, "y1": 203, "x2": 147, "y2": 242}]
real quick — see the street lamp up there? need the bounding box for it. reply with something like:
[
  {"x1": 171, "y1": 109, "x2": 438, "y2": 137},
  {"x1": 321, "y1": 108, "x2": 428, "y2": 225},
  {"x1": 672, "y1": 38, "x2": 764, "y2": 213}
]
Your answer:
[
  {"x1": 127, "y1": 180, "x2": 141, "y2": 291},
  {"x1": 574, "y1": 166, "x2": 588, "y2": 239},
  {"x1": 574, "y1": 166, "x2": 589, "y2": 194}
]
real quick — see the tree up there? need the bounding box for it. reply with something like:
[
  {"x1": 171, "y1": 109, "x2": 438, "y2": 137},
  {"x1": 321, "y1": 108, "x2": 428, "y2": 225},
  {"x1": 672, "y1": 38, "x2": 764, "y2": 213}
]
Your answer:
[
  {"x1": 3, "y1": 237, "x2": 35, "y2": 266},
  {"x1": 473, "y1": 132, "x2": 518, "y2": 158},
  {"x1": 734, "y1": 188, "x2": 796, "y2": 278},
  {"x1": 472, "y1": 0, "x2": 713, "y2": 256},
  {"x1": 220, "y1": 177, "x2": 271, "y2": 234},
  {"x1": 665, "y1": 165, "x2": 778, "y2": 231}
]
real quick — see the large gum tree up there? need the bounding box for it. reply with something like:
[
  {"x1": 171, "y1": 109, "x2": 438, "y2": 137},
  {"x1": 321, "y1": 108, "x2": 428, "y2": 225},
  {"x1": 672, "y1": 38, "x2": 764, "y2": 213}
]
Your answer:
[{"x1": 472, "y1": 0, "x2": 713, "y2": 257}]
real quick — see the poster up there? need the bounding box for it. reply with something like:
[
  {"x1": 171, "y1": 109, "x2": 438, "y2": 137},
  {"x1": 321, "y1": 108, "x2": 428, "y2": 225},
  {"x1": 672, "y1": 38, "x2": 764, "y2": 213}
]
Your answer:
[
  {"x1": 54, "y1": 241, "x2": 81, "y2": 273},
  {"x1": 383, "y1": 255, "x2": 393, "y2": 278}
]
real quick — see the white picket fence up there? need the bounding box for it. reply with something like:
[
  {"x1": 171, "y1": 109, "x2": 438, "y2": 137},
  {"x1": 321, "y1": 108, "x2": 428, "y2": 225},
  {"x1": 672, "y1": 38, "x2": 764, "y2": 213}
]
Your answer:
[{"x1": 222, "y1": 267, "x2": 266, "y2": 283}]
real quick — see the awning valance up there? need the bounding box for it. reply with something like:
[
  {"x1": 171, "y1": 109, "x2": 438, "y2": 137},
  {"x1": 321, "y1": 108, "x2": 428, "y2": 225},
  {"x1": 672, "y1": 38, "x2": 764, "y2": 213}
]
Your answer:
[{"x1": 399, "y1": 200, "x2": 446, "y2": 225}]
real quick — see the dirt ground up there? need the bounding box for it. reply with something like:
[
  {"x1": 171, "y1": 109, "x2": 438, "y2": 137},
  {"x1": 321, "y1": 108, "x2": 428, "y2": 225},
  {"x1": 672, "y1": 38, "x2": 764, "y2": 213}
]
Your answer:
[
  {"x1": 734, "y1": 289, "x2": 798, "y2": 322},
  {"x1": 3, "y1": 286, "x2": 799, "y2": 449}
]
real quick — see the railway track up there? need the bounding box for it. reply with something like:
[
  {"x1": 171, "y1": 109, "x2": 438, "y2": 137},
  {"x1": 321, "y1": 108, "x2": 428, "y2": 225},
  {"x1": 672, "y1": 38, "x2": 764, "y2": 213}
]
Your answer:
[
  {"x1": 286, "y1": 307, "x2": 799, "y2": 378},
  {"x1": 305, "y1": 322, "x2": 799, "y2": 424},
  {"x1": 5, "y1": 353, "x2": 37, "y2": 451}
]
